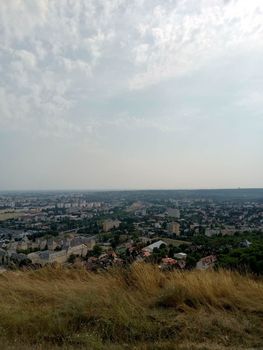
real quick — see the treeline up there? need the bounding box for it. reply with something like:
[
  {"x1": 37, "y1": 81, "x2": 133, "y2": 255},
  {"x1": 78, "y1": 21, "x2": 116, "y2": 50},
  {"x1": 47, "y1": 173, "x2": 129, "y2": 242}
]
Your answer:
[{"x1": 192, "y1": 232, "x2": 263, "y2": 274}]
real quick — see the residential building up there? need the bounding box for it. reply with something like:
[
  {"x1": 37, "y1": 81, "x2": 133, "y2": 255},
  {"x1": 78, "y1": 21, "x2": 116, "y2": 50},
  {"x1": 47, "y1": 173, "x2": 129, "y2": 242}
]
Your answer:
[
  {"x1": 166, "y1": 208, "x2": 180, "y2": 219},
  {"x1": 167, "y1": 222, "x2": 180, "y2": 236},
  {"x1": 142, "y1": 240, "x2": 167, "y2": 253},
  {"x1": 103, "y1": 219, "x2": 121, "y2": 232},
  {"x1": 174, "y1": 252, "x2": 187, "y2": 260},
  {"x1": 196, "y1": 255, "x2": 217, "y2": 270}
]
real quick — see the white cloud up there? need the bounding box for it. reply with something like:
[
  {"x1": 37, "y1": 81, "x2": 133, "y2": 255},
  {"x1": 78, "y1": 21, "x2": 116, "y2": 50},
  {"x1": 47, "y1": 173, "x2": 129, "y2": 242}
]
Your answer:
[
  {"x1": 236, "y1": 91, "x2": 263, "y2": 117},
  {"x1": 0, "y1": 0, "x2": 263, "y2": 138},
  {"x1": 130, "y1": 0, "x2": 263, "y2": 89},
  {"x1": 15, "y1": 50, "x2": 36, "y2": 69}
]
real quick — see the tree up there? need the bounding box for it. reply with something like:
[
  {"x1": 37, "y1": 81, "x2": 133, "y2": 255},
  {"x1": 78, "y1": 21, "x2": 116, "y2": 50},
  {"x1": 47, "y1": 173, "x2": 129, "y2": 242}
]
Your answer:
[
  {"x1": 67, "y1": 254, "x2": 77, "y2": 264},
  {"x1": 92, "y1": 245, "x2": 103, "y2": 257}
]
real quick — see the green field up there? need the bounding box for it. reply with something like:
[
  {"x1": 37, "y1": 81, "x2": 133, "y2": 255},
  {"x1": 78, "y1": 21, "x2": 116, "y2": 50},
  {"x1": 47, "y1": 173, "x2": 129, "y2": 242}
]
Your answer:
[{"x1": 0, "y1": 210, "x2": 25, "y2": 221}]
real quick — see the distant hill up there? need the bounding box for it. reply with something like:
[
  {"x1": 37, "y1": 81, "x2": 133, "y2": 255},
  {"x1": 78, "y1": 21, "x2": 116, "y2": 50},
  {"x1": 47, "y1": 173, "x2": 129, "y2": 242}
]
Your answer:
[{"x1": 2, "y1": 188, "x2": 263, "y2": 202}]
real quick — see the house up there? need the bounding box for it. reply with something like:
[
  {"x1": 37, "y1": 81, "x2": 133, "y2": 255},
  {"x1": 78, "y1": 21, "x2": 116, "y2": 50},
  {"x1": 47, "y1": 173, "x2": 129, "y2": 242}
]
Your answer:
[
  {"x1": 177, "y1": 259, "x2": 186, "y2": 269},
  {"x1": 222, "y1": 226, "x2": 236, "y2": 236},
  {"x1": 142, "y1": 250, "x2": 151, "y2": 257},
  {"x1": 103, "y1": 219, "x2": 121, "y2": 232},
  {"x1": 142, "y1": 240, "x2": 167, "y2": 253},
  {"x1": 205, "y1": 228, "x2": 220, "y2": 237},
  {"x1": 161, "y1": 257, "x2": 177, "y2": 266},
  {"x1": 47, "y1": 239, "x2": 58, "y2": 251},
  {"x1": 174, "y1": 252, "x2": 187, "y2": 260},
  {"x1": 160, "y1": 257, "x2": 179, "y2": 270},
  {"x1": 239, "y1": 240, "x2": 252, "y2": 248},
  {"x1": 9, "y1": 252, "x2": 29, "y2": 265},
  {"x1": 84, "y1": 238, "x2": 96, "y2": 250},
  {"x1": 16, "y1": 240, "x2": 29, "y2": 251},
  {"x1": 28, "y1": 241, "x2": 90, "y2": 266},
  {"x1": 166, "y1": 208, "x2": 180, "y2": 219},
  {"x1": 139, "y1": 236, "x2": 151, "y2": 244},
  {"x1": 28, "y1": 251, "x2": 50, "y2": 265},
  {"x1": 49, "y1": 250, "x2": 68, "y2": 264},
  {"x1": 196, "y1": 255, "x2": 217, "y2": 270},
  {"x1": 7, "y1": 241, "x2": 18, "y2": 251},
  {"x1": 167, "y1": 222, "x2": 180, "y2": 236},
  {"x1": 67, "y1": 244, "x2": 88, "y2": 257},
  {"x1": 39, "y1": 239, "x2": 47, "y2": 250}
]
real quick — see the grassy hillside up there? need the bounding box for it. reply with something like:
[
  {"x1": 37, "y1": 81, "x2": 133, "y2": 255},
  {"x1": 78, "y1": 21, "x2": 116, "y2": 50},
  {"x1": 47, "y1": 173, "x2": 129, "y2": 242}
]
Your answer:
[{"x1": 0, "y1": 264, "x2": 262, "y2": 350}]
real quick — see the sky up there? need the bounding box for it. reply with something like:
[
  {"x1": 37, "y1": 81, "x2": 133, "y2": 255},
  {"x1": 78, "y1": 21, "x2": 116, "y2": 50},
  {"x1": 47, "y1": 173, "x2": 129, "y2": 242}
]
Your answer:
[{"x1": 0, "y1": 0, "x2": 263, "y2": 191}]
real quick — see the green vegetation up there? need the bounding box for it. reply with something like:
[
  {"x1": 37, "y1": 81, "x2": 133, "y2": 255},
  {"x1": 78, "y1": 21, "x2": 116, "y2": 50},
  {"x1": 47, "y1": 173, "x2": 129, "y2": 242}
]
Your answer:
[
  {"x1": 187, "y1": 232, "x2": 263, "y2": 274},
  {"x1": 91, "y1": 244, "x2": 103, "y2": 257},
  {"x1": 218, "y1": 242, "x2": 263, "y2": 273},
  {"x1": 0, "y1": 264, "x2": 262, "y2": 349}
]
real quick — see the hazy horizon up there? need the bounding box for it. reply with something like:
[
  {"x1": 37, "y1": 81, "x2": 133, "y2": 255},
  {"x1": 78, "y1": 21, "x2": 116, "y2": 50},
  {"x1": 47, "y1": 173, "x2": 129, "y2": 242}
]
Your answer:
[
  {"x1": 1, "y1": 0, "x2": 263, "y2": 191},
  {"x1": 1, "y1": 186, "x2": 263, "y2": 194}
]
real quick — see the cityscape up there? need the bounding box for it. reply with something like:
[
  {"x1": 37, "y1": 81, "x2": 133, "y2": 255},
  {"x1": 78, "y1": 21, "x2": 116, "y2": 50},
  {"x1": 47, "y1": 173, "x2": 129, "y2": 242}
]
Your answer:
[
  {"x1": 1, "y1": 189, "x2": 262, "y2": 273},
  {"x1": 1, "y1": 0, "x2": 263, "y2": 348}
]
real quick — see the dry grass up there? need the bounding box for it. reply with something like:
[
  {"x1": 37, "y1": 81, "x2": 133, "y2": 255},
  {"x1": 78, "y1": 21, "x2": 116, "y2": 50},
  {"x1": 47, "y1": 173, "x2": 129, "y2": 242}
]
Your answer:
[
  {"x1": 0, "y1": 210, "x2": 25, "y2": 221},
  {"x1": 0, "y1": 263, "x2": 262, "y2": 349}
]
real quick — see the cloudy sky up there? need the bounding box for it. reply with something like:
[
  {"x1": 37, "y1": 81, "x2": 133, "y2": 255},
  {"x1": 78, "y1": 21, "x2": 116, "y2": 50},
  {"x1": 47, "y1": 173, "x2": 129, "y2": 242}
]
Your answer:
[{"x1": 0, "y1": 0, "x2": 263, "y2": 190}]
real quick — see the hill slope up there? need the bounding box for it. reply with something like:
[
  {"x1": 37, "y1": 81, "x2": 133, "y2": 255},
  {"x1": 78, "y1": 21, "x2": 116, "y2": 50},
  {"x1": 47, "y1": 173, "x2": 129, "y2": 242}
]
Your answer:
[{"x1": 0, "y1": 264, "x2": 262, "y2": 349}]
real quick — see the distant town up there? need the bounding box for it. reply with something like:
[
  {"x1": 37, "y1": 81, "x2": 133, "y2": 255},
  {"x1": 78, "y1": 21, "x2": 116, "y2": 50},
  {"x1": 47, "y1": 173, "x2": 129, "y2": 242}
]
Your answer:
[{"x1": 0, "y1": 189, "x2": 262, "y2": 274}]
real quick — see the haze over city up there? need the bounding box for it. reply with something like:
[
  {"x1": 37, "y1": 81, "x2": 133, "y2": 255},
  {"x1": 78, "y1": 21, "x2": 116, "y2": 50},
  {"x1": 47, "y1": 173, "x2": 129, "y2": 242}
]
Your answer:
[{"x1": 0, "y1": 0, "x2": 263, "y2": 190}]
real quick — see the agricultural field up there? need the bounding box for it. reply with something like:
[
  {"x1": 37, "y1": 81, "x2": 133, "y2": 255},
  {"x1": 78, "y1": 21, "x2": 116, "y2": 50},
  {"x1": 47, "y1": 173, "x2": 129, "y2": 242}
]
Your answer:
[{"x1": 0, "y1": 210, "x2": 25, "y2": 221}]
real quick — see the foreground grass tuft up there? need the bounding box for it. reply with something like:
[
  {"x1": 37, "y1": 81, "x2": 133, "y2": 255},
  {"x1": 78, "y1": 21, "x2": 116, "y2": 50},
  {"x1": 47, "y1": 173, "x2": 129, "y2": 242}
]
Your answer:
[{"x1": 0, "y1": 264, "x2": 262, "y2": 349}]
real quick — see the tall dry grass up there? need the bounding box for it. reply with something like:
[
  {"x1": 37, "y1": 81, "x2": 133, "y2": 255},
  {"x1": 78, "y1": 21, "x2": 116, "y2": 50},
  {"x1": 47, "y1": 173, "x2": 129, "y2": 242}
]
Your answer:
[{"x1": 0, "y1": 263, "x2": 262, "y2": 349}]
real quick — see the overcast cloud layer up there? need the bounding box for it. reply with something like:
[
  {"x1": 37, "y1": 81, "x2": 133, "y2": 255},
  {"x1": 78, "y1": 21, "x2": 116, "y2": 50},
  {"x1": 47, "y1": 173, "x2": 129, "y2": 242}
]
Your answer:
[{"x1": 0, "y1": 0, "x2": 263, "y2": 190}]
